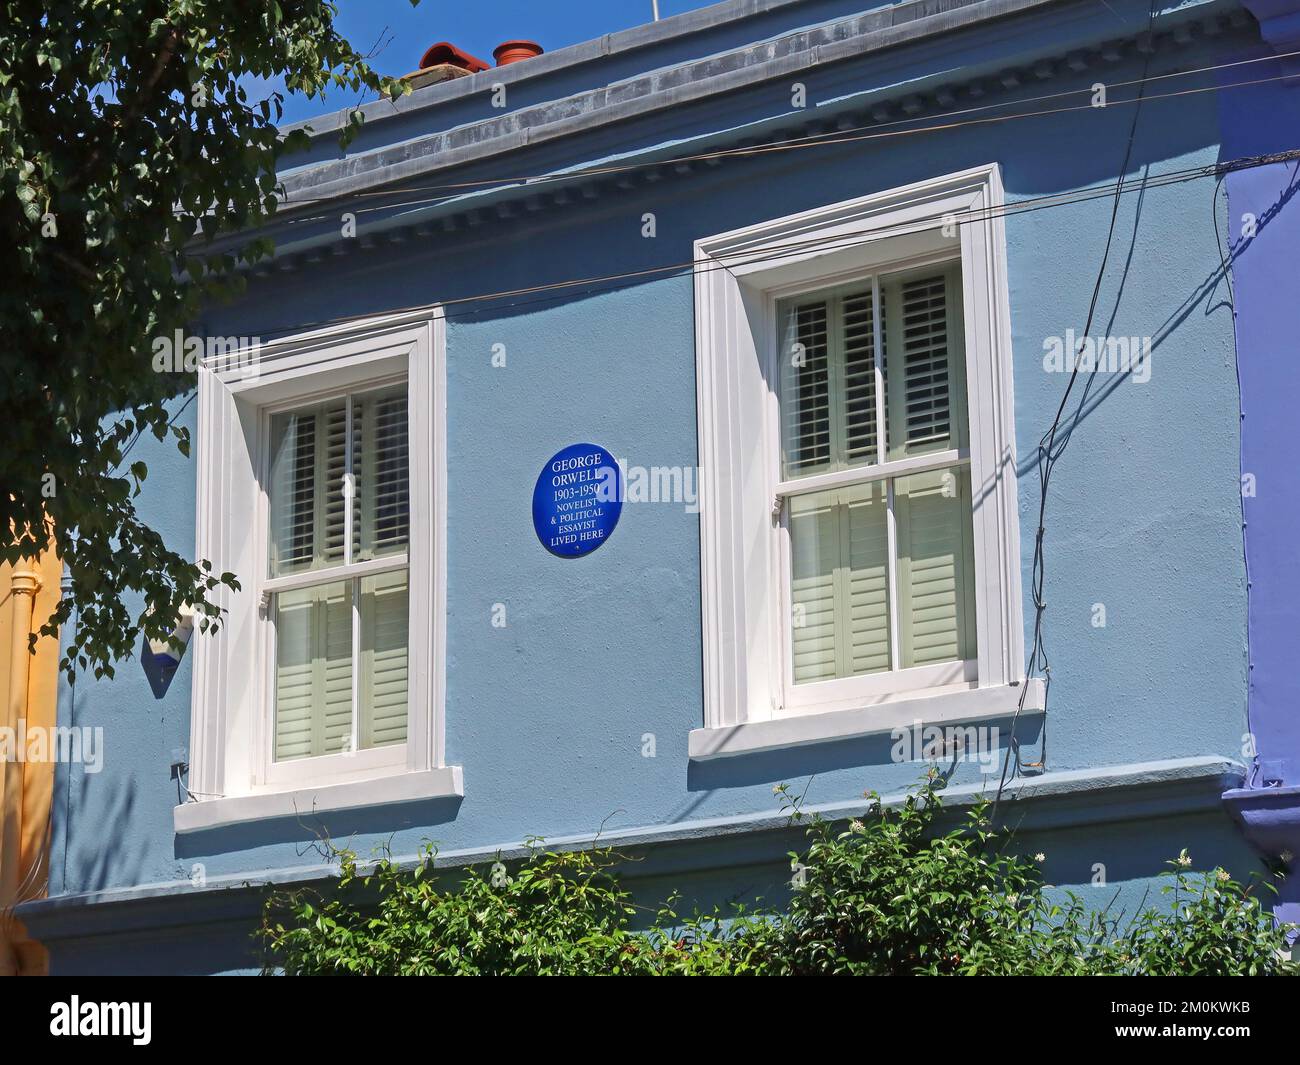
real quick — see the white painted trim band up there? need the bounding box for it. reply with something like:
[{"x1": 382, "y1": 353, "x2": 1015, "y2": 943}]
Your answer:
[
  {"x1": 688, "y1": 679, "x2": 1045, "y2": 760},
  {"x1": 173, "y1": 766, "x2": 464, "y2": 834}
]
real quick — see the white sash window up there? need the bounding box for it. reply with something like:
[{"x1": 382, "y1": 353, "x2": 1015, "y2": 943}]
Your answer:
[
  {"x1": 265, "y1": 387, "x2": 411, "y2": 773},
  {"x1": 691, "y1": 166, "x2": 1039, "y2": 758},
  {"x1": 180, "y1": 315, "x2": 458, "y2": 832}
]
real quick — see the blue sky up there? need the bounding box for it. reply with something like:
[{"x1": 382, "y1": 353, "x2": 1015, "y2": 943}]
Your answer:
[{"x1": 275, "y1": 0, "x2": 720, "y2": 124}]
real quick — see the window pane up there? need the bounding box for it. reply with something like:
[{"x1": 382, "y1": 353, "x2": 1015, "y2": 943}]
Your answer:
[
  {"x1": 779, "y1": 289, "x2": 881, "y2": 480},
  {"x1": 780, "y1": 300, "x2": 833, "y2": 476},
  {"x1": 841, "y1": 289, "x2": 881, "y2": 466},
  {"x1": 274, "y1": 580, "x2": 352, "y2": 761},
  {"x1": 359, "y1": 570, "x2": 409, "y2": 749},
  {"x1": 268, "y1": 400, "x2": 347, "y2": 575},
  {"x1": 789, "y1": 481, "x2": 890, "y2": 683},
  {"x1": 352, "y1": 387, "x2": 409, "y2": 562},
  {"x1": 885, "y1": 268, "x2": 968, "y2": 460},
  {"x1": 895, "y1": 469, "x2": 976, "y2": 668}
]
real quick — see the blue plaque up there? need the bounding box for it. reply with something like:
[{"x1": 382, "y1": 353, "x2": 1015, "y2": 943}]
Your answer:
[{"x1": 532, "y1": 443, "x2": 622, "y2": 558}]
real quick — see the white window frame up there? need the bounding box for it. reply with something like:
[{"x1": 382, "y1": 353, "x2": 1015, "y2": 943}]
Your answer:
[
  {"x1": 690, "y1": 164, "x2": 1041, "y2": 759},
  {"x1": 177, "y1": 311, "x2": 460, "y2": 832}
]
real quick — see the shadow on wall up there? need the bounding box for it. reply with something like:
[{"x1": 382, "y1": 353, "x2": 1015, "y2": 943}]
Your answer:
[
  {"x1": 55, "y1": 768, "x2": 141, "y2": 897},
  {"x1": 1013, "y1": 162, "x2": 1300, "y2": 477},
  {"x1": 139, "y1": 634, "x2": 181, "y2": 700},
  {"x1": 173, "y1": 795, "x2": 464, "y2": 860},
  {"x1": 48, "y1": 916, "x2": 263, "y2": 976},
  {"x1": 43, "y1": 805, "x2": 1267, "y2": 975},
  {"x1": 686, "y1": 713, "x2": 1043, "y2": 792}
]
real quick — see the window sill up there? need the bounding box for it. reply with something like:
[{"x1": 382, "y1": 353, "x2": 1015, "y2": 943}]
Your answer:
[
  {"x1": 173, "y1": 766, "x2": 464, "y2": 834},
  {"x1": 688, "y1": 680, "x2": 1044, "y2": 761}
]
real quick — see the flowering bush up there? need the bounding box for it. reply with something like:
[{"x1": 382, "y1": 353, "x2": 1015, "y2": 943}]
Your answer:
[{"x1": 259, "y1": 775, "x2": 1297, "y2": 976}]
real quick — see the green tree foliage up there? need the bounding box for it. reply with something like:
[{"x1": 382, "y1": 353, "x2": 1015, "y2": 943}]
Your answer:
[
  {"x1": 259, "y1": 776, "x2": 1299, "y2": 976},
  {"x1": 1, "y1": 1, "x2": 411, "y2": 677}
]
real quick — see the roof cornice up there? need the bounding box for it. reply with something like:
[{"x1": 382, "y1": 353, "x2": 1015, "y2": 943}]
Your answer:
[
  {"x1": 279, "y1": 0, "x2": 1072, "y2": 205},
  {"x1": 236, "y1": 0, "x2": 1254, "y2": 275},
  {"x1": 280, "y1": 0, "x2": 848, "y2": 142}
]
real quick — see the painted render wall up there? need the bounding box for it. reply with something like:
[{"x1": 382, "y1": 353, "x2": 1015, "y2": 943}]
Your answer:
[
  {"x1": 1219, "y1": 50, "x2": 1300, "y2": 790},
  {"x1": 1215, "y1": 32, "x2": 1300, "y2": 929},
  {"x1": 32, "y1": 4, "x2": 1272, "y2": 971}
]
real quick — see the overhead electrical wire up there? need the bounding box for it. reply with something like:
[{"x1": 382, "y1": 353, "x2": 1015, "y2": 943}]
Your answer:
[
  {"x1": 231, "y1": 147, "x2": 1300, "y2": 344},
  {"x1": 270, "y1": 46, "x2": 1300, "y2": 214},
  {"x1": 992, "y1": 0, "x2": 1157, "y2": 811},
  {"x1": 141, "y1": 28, "x2": 1289, "y2": 815},
  {"x1": 217, "y1": 140, "x2": 1290, "y2": 815},
  {"x1": 275, "y1": 71, "x2": 1300, "y2": 230},
  {"x1": 1216, "y1": 169, "x2": 1254, "y2": 785}
]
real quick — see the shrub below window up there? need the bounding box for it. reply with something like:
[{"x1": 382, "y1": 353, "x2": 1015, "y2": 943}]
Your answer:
[{"x1": 259, "y1": 776, "x2": 1297, "y2": 976}]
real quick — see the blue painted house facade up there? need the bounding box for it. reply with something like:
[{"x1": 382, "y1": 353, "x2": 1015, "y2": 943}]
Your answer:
[{"x1": 19, "y1": 0, "x2": 1300, "y2": 973}]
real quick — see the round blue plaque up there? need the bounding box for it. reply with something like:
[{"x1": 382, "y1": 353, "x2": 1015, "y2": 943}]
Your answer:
[{"x1": 532, "y1": 443, "x2": 622, "y2": 558}]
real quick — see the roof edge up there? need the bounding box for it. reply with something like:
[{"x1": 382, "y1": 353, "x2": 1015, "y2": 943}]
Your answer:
[{"x1": 280, "y1": 0, "x2": 838, "y2": 141}]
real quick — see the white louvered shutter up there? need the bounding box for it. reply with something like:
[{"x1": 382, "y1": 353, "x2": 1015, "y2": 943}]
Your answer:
[
  {"x1": 268, "y1": 387, "x2": 410, "y2": 763},
  {"x1": 789, "y1": 491, "x2": 839, "y2": 683},
  {"x1": 895, "y1": 470, "x2": 976, "y2": 668},
  {"x1": 884, "y1": 266, "x2": 968, "y2": 458},
  {"x1": 782, "y1": 289, "x2": 880, "y2": 477},
  {"x1": 320, "y1": 401, "x2": 348, "y2": 566},
  {"x1": 780, "y1": 300, "x2": 832, "y2": 476},
  {"x1": 782, "y1": 265, "x2": 974, "y2": 687},
  {"x1": 353, "y1": 389, "x2": 410, "y2": 561},
  {"x1": 273, "y1": 581, "x2": 353, "y2": 760},
  {"x1": 269, "y1": 412, "x2": 317, "y2": 574},
  {"x1": 845, "y1": 482, "x2": 891, "y2": 675},
  {"x1": 359, "y1": 571, "x2": 409, "y2": 749},
  {"x1": 840, "y1": 289, "x2": 880, "y2": 467},
  {"x1": 789, "y1": 483, "x2": 891, "y2": 683},
  {"x1": 883, "y1": 266, "x2": 975, "y2": 668},
  {"x1": 269, "y1": 400, "x2": 348, "y2": 574}
]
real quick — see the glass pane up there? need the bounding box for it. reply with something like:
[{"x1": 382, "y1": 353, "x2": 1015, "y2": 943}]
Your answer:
[
  {"x1": 268, "y1": 399, "x2": 347, "y2": 576},
  {"x1": 779, "y1": 288, "x2": 882, "y2": 481},
  {"x1": 840, "y1": 289, "x2": 881, "y2": 467},
  {"x1": 844, "y1": 482, "x2": 892, "y2": 678},
  {"x1": 274, "y1": 580, "x2": 352, "y2": 762},
  {"x1": 352, "y1": 387, "x2": 409, "y2": 562},
  {"x1": 789, "y1": 489, "x2": 838, "y2": 683},
  {"x1": 885, "y1": 268, "x2": 968, "y2": 460},
  {"x1": 359, "y1": 570, "x2": 409, "y2": 749},
  {"x1": 779, "y1": 300, "x2": 833, "y2": 477},
  {"x1": 895, "y1": 469, "x2": 975, "y2": 668},
  {"x1": 789, "y1": 481, "x2": 890, "y2": 684}
]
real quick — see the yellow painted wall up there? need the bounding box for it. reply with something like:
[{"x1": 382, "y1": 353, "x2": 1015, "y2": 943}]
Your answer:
[{"x1": 0, "y1": 548, "x2": 62, "y2": 977}]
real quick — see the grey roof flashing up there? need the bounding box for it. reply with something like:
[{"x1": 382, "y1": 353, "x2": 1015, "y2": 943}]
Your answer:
[
  {"x1": 280, "y1": 0, "x2": 840, "y2": 142},
  {"x1": 277, "y1": 0, "x2": 1076, "y2": 203},
  {"x1": 236, "y1": 0, "x2": 1244, "y2": 266}
]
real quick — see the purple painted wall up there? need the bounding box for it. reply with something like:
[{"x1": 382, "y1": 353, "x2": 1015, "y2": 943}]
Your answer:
[
  {"x1": 1218, "y1": 16, "x2": 1300, "y2": 930},
  {"x1": 1218, "y1": 38, "x2": 1300, "y2": 789}
]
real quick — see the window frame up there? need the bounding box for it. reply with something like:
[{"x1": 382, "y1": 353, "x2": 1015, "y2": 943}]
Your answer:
[
  {"x1": 772, "y1": 254, "x2": 977, "y2": 710},
  {"x1": 255, "y1": 376, "x2": 413, "y2": 789},
  {"x1": 179, "y1": 311, "x2": 457, "y2": 831},
  {"x1": 691, "y1": 165, "x2": 1032, "y2": 755}
]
